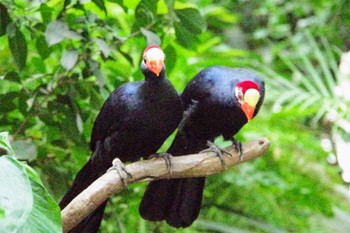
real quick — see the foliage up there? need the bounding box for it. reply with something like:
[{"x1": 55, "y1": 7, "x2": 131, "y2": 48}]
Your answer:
[
  {"x1": 263, "y1": 31, "x2": 344, "y2": 127},
  {"x1": 0, "y1": 132, "x2": 62, "y2": 233},
  {"x1": 1, "y1": 0, "x2": 350, "y2": 232}
]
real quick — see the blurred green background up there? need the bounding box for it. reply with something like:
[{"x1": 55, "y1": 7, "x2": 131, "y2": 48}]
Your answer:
[{"x1": 1, "y1": 0, "x2": 350, "y2": 232}]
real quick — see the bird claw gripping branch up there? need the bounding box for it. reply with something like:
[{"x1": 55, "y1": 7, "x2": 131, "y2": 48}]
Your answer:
[
  {"x1": 200, "y1": 141, "x2": 232, "y2": 169},
  {"x1": 231, "y1": 138, "x2": 243, "y2": 161},
  {"x1": 148, "y1": 152, "x2": 173, "y2": 175},
  {"x1": 107, "y1": 158, "x2": 132, "y2": 188}
]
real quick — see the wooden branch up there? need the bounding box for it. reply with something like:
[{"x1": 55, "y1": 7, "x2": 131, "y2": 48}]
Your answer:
[{"x1": 61, "y1": 138, "x2": 270, "y2": 232}]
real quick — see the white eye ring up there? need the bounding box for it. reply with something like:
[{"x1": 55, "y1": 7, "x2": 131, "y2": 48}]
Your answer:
[{"x1": 235, "y1": 87, "x2": 243, "y2": 100}]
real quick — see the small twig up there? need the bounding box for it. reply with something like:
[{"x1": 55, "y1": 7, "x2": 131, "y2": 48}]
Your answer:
[{"x1": 61, "y1": 138, "x2": 270, "y2": 232}]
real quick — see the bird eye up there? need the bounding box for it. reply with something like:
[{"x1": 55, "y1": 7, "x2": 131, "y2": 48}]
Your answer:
[{"x1": 143, "y1": 58, "x2": 147, "y2": 63}]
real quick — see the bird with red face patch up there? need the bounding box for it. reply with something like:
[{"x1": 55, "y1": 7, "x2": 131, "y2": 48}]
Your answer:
[
  {"x1": 60, "y1": 46, "x2": 183, "y2": 233},
  {"x1": 140, "y1": 66, "x2": 265, "y2": 228}
]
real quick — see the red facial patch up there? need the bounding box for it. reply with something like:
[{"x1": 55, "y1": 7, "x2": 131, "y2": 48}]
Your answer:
[
  {"x1": 236, "y1": 80, "x2": 260, "y2": 94},
  {"x1": 144, "y1": 45, "x2": 162, "y2": 54}
]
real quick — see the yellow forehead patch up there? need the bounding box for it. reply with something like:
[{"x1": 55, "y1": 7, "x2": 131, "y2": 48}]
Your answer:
[{"x1": 244, "y1": 89, "x2": 260, "y2": 107}]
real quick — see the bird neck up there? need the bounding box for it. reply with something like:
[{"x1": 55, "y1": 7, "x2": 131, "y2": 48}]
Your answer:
[{"x1": 143, "y1": 69, "x2": 166, "y2": 82}]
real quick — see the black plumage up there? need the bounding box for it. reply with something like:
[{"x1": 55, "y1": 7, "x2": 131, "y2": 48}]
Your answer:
[
  {"x1": 59, "y1": 46, "x2": 183, "y2": 233},
  {"x1": 139, "y1": 66, "x2": 265, "y2": 228}
]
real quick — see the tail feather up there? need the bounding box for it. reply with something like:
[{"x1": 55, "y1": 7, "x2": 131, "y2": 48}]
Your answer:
[
  {"x1": 167, "y1": 178, "x2": 205, "y2": 228},
  {"x1": 139, "y1": 179, "x2": 174, "y2": 221},
  {"x1": 139, "y1": 177, "x2": 206, "y2": 228},
  {"x1": 60, "y1": 159, "x2": 97, "y2": 209},
  {"x1": 60, "y1": 156, "x2": 109, "y2": 233},
  {"x1": 68, "y1": 200, "x2": 108, "y2": 233}
]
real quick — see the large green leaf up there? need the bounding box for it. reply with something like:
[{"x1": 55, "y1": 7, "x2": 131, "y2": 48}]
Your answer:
[
  {"x1": 173, "y1": 8, "x2": 206, "y2": 48},
  {"x1": 174, "y1": 22, "x2": 196, "y2": 48},
  {"x1": 0, "y1": 3, "x2": 11, "y2": 36},
  {"x1": 134, "y1": 0, "x2": 158, "y2": 29},
  {"x1": 20, "y1": 163, "x2": 62, "y2": 233},
  {"x1": 175, "y1": 8, "x2": 206, "y2": 34},
  {"x1": 0, "y1": 133, "x2": 61, "y2": 233},
  {"x1": 0, "y1": 156, "x2": 62, "y2": 233},
  {"x1": 0, "y1": 156, "x2": 32, "y2": 233},
  {"x1": 7, "y1": 23, "x2": 27, "y2": 69}
]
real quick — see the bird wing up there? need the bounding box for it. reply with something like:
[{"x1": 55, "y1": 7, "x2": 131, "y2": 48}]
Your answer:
[{"x1": 90, "y1": 83, "x2": 140, "y2": 151}]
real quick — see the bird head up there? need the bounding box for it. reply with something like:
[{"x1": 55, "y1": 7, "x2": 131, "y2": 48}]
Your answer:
[
  {"x1": 141, "y1": 45, "x2": 165, "y2": 77},
  {"x1": 235, "y1": 80, "x2": 261, "y2": 121}
]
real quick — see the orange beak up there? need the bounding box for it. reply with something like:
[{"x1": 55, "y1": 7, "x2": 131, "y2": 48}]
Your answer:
[
  {"x1": 241, "y1": 102, "x2": 255, "y2": 121},
  {"x1": 148, "y1": 59, "x2": 164, "y2": 77}
]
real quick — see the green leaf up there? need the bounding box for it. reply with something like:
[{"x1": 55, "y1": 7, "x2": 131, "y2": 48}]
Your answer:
[
  {"x1": 134, "y1": 0, "x2": 158, "y2": 29},
  {"x1": 304, "y1": 31, "x2": 336, "y2": 94},
  {"x1": 140, "y1": 27, "x2": 161, "y2": 46},
  {"x1": 45, "y1": 20, "x2": 81, "y2": 46},
  {"x1": 88, "y1": 59, "x2": 105, "y2": 89},
  {"x1": 61, "y1": 50, "x2": 79, "y2": 71},
  {"x1": 7, "y1": 23, "x2": 27, "y2": 69},
  {"x1": 45, "y1": 20, "x2": 68, "y2": 46},
  {"x1": 0, "y1": 92, "x2": 17, "y2": 112},
  {"x1": 174, "y1": 22, "x2": 196, "y2": 48},
  {"x1": 94, "y1": 38, "x2": 111, "y2": 58},
  {"x1": 164, "y1": 45, "x2": 176, "y2": 74},
  {"x1": 0, "y1": 132, "x2": 15, "y2": 156},
  {"x1": 0, "y1": 156, "x2": 32, "y2": 233},
  {"x1": 75, "y1": 112, "x2": 83, "y2": 134},
  {"x1": 92, "y1": 0, "x2": 107, "y2": 13},
  {"x1": 36, "y1": 35, "x2": 51, "y2": 59},
  {"x1": 22, "y1": 164, "x2": 62, "y2": 233},
  {"x1": 0, "y1": 208, "x2": 4, "y2": 218},
  {"x1": 39, "y1": 3, "x2": 52, "y2": 24},
  {"x1": 172, "y1": 8, "x2": 206, "y2": 48},
  {"x1": 107, "y1": 0, "x2": 127, "y2": 12},
  {"x1": 0, "y1": 156, "x2": 62, "y2": 233},
  {"x1": 164, "y1": 0, "x2": 174, "y2": 8},
  {"x1": 4, "y1": 71, "x2": 20, "y2": 82},
  {"x1": 0, "y1": 3, "x2": 11, "y2": 36},
  {"x1": 117, "y1": 48, "x2": 134, "y2": 66},
  {"x1": 0, "y1": 79, "x2": 22, "y2": 94},
  {"x1": 175, "y1": 8, "x2": 206, "y2": 34},
  {"x1": 12, "y1": 139, "x2": 37, "y2": 162}
]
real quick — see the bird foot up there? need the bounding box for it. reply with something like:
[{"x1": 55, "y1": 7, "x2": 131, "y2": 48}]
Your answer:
[
  {"x1": 200, "y1": 141, "x2": 231, "y2": 169},
  {"x1": 107, "y1": 158, "x2": 132, "y2": 188},
  {"x1": 231, "y1": 138, "x2": 243, "y2": 161},
  {"x1": 149, "y1": 153, "x2": 173, "y2": 174}
]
